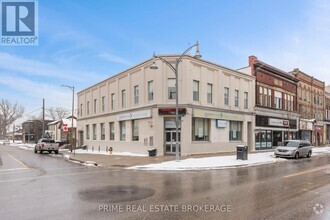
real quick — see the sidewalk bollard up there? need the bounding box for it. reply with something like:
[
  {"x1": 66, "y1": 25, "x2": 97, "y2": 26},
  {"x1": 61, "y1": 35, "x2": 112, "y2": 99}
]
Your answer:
[
  {"x1": 98, "y1": 146, "x2": 100, "y2": 153},
  {"x1": 109, "y1": 147, "x2": 113, "y2": 155},
  {"x1": 106, "y1": 146, "x2": 108, "y2": 153},
  {"x1": 92, "y1": 146, "x2": 94, "y2": 152}
]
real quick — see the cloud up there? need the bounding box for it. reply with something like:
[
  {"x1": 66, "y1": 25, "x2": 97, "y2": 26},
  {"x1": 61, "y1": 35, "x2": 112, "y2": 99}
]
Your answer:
[
  {"x1": 0, "y1": 52, "x2": 101, "y2": 82},
  {"x1": 98, "y1": 52, "x2": 132, "y2": 66}
]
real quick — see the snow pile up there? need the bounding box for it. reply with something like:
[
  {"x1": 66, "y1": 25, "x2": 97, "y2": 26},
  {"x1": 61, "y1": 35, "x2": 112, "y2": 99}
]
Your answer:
[
  {"x1": 313, "y1": 147, "x2": 330, "y2": 155},
  {"x1": 73, "y1": 149, "x2": 148, "y2": 157},
  {"x1": 64, "y1": 154, "x2": 70, "y2": 160},
  {"x1": 83, "y1": 161, "x2": 97, "y2": 167},
  {"x1": 129, "y1": 152, "x2": 286, "y2": 171}
]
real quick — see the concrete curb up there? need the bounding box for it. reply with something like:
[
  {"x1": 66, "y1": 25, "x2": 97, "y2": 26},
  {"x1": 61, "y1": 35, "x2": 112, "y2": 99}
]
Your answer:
[{"x1": 63, "y1": 154, "x2": 98, "y2": 166}]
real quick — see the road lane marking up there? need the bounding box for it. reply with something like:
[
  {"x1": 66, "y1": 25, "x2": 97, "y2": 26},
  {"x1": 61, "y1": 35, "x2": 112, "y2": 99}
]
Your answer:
[
  {"x1": 283, "y1": 165, "x2": 329, "y2": 178},
  {"x1": 0, "y1": 169, "x2": 110, "y2": 183},
  {"x1": 0, "y1": 168, "x2": 29, "y2": 172},
  {"x1": 7, "y1": 154, "x2": 29, "y2": 168}
]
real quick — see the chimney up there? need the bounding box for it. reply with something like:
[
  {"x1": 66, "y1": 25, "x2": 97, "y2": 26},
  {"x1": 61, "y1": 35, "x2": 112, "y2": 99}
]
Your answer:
[{"x1": 249, "y1": 55, "x2": 257, "y2": 76}]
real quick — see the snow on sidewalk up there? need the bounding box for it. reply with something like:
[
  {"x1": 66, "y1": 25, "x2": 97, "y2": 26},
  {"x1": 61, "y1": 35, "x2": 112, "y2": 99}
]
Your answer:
[
  {"x1": 72, "y1": 149, "x2": 148, "y2": 157},
  {"x1": 129, "y1": 147, "x2": 330, "y2": 171}
]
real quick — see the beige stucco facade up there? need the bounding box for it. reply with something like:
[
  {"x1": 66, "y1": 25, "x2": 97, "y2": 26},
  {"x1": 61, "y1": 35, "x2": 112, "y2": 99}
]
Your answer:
[{"x1": 77, "y1": 55, "x2": 256, "y2": 156}]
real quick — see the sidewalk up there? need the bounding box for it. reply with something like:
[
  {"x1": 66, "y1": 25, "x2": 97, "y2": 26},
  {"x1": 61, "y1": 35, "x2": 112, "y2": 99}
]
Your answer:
[{"x1": 64, "y1": 147, "x2": 330, "y2": 170}]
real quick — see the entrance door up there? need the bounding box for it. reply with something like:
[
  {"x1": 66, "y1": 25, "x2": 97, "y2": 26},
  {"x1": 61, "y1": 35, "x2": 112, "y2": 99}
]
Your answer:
[{"x1": 165, "y1": 130, "x2": 181, "y2": 154}]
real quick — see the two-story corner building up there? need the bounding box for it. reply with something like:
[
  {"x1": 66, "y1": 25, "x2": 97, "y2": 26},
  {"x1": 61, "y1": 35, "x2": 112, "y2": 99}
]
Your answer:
[
  {"x1": 239, "y1": 56, "x2": 299, "y2": 150},
  {"x1": 291, "y1": 68, "x2": 326, "y2": 145},
  {"x1": 77, "y1": 55, "x2": 256, "y2": 156}
]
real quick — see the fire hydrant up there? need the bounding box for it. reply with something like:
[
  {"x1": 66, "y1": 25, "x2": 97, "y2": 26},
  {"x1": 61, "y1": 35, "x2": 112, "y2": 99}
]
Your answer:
[{"x1": 109, "y1": 147, "x2": 113, "y2": 155}]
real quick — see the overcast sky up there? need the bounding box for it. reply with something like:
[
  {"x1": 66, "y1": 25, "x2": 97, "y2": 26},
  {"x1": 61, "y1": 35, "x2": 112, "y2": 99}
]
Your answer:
[{"x1": 1, "y1": 0, "x2": 330, "y2": 124}]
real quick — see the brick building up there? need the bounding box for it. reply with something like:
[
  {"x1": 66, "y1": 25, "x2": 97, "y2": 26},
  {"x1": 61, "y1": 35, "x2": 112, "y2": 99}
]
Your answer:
[
  {"x1": 291, "y1": 68, "x2": 326, "y2": 145},
  {"x1": 240, "y1": 56, "x2": 299, "y2": 150}
]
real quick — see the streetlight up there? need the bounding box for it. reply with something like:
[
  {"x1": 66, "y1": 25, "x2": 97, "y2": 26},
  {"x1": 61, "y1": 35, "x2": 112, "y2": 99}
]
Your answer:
[
  {"x1": 150, "y1": 41, "x2": 202, "y2": 161},
  {"x1": 61, "y1": 85, "x2": 75, "y2": 153}
]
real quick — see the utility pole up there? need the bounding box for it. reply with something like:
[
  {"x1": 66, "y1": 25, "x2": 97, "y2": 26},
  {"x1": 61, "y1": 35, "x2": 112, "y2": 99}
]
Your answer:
[
  {"x1": 13, "y1": 124, "x2": 15, "y2": 143},
  {"x1": 42, "y1": 98, "x2": 45, "y2": 138},
  {"x1": 71, "y1": 86, "x2": 75, "y2": 153}
]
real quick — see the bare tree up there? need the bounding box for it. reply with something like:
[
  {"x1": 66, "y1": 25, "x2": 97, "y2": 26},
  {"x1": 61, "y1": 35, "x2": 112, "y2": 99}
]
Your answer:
[
  {"x1": 47, "y1": 107, "x2": 69, "y2": 121},
  {"x1": 0, "y1": 99, "x2": 24, "y2": 139}
]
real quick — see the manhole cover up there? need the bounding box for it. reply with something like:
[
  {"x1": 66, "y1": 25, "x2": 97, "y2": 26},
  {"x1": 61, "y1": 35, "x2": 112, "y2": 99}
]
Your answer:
[{"x1": 76, "y1": 185, "x2": 155, "y2": 203}]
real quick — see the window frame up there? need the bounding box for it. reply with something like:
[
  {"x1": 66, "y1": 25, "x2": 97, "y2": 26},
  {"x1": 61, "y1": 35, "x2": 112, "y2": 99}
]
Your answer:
[{"x1": 193, "y1": 80, "x2": 199, "y2": 101}]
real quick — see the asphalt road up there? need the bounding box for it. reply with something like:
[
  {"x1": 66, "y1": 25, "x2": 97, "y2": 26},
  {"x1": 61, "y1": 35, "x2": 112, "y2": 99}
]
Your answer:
[{"x1": 0, "y1": 144, "x2": 329, "y2": 220}]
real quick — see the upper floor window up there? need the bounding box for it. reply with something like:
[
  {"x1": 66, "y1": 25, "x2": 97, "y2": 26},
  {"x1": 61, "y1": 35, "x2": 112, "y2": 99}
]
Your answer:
[
  {"x1": 224, "y1": 87, "x2": 229, "y2": 105},
  {"x1": 148, "y1": 81, "x2": 153, "y2": 101},
  {"x1": 168, "y1": 79, "x2": 176, "y2": 100},
  {"x1": 207, "y1": 83, "x2": 212, "y2": 103},
  {"x1": 93, "y1": 99, "x2": 97, "y2": 114},
  {"x1": 244, "y1": 92, "x2": 248, "y2": 109},
  {"x1": 193, "y1": 80, "x2": 199, "y2": 101},
  {"x1": 284, "y1": 94, "x2": 287, "y2": 110},
  {"x1": 111, "y1": 93, "x2": 115, "y2": 110},
  {"x1": 268, "y1": 89, "x2": 272, "y2": 107},
  {"x1": 259, "y1": 87, "x2": 263, "y2": 106},
  {"x1": 263, "y1": 88, "x2": 267, "y2": 107},
  {"x1": 235, "y1": 90, "x2": 239, "y2": 107},
  {"x1": 101, "y1": 96, "x2": 105, "y2": 112},
  {"x1": 274, "y1": 91, "x2": 282, "y2": 109},
  {"x1": 122, "y1": 90, "x2": 126, "y2": 108},
  {"x1": 134, "y1": 85, "x2": 139, "y2": 104}
]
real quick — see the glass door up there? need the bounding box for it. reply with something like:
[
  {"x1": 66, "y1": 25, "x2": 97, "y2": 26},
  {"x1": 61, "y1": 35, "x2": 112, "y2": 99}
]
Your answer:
[{"x1": 165, "y1": 130, "x2": 181, "y2": 154}]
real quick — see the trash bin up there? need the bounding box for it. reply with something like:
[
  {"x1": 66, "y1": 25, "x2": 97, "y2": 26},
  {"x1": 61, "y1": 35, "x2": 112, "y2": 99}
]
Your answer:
[
  {"x1": 82, "y1": 145, "x2": 87, "y2": 150},
  {"x1": 148, "y1": 148, "x2": 157, "y2": 156},
  {"x1": 236, "y1": 145, "x2": 248, "y2": 160}
]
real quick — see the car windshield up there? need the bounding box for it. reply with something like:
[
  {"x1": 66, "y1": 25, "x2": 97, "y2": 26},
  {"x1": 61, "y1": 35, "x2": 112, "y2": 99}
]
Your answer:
[{"x1": 283, "y1": 141, "x2": 299, "y2": 147}]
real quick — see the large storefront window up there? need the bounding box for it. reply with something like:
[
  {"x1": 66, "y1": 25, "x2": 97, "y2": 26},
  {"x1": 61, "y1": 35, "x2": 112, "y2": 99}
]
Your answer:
[
  {"x1": 120, "y1": 121, "x2": 126, "y2": 141},
  {"x1": 255, "y1": 130, "x2": 272, "y2": 149},
  {"x1": 109, "y1": 122, "x2": 115, "y2": 140},
  {"x1": 132, "y1": 120, "x2": 139, "y2": 141},
  {"x1": 229, "y1": 121, "x2": 242, "y2": 141},
  {"x1": 192, "y1": 118, "x2": 209, "y2": 141}
]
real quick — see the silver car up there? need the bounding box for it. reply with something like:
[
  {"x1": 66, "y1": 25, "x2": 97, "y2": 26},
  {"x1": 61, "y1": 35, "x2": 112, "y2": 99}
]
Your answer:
[{"x1": 274, "y1": 140, "x2": 312, "y2": 159}]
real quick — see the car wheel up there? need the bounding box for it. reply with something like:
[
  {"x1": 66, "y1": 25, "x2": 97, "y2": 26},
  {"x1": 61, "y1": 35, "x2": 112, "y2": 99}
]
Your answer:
[
  {"x1": 34, "y1": 149, "x2": 37, "y2": 153},
  {"x1": 307, "y1": 151, "x2": 312, "y2": 158},
  {"x1": 294, "y1": 152, "x2": 299, "y2": 159},
  {"x1": 39, "y1": 150, "x2": 43, "y2": 154},
  {"x1": 55, "y1": 150, "x2": 59, "y2": 154}
]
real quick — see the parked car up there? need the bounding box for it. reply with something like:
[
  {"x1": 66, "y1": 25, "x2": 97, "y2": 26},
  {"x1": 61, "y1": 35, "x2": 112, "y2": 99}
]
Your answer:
[
  {"x1": 34, "y1": 138, "x2": 59, "y2": 154},
  {"x1": 1, "y1": 139, "x2": 10, "y2": 145},
  {"x1": 274, "y1": 140, "x2": 312, "y2": 159}
]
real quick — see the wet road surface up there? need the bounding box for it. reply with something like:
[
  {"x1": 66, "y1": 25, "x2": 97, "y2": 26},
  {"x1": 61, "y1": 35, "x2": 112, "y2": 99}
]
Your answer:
[{"x1": 0, "y1": 144, "x2": 329, "y2": 220}]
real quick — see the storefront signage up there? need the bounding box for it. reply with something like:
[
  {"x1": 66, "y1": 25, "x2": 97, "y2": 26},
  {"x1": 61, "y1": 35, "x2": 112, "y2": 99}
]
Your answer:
[
  {"x1": 268, "y1": 118, "x2": 289, "y2": 127},
  {"x1": 117, "y1": 109, "x2": 151, "y2": 121},
  {"x1": 216, "y1": 120, "x2": 227, "y2": 128},
  {"x1": 193, "y1": 109, "x2": 244, "y2": 121},
  {"x1": 165, "y1": 120, "x2": 181, "y2": 129},
  {"x1": 159, "y1": 108, "x2": 187, "y2": 116},
  {"x1": 299, "y1": 120, "x2": 313, "y2": 131}
]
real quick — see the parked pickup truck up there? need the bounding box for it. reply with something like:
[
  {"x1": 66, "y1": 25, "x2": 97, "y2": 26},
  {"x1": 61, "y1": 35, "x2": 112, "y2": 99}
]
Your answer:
[{"x1": 34, "y1": 138, "x2": 59, "y2": 154}]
